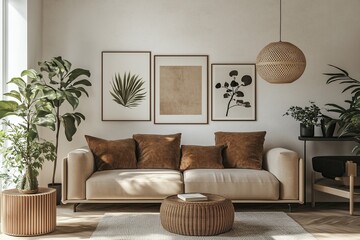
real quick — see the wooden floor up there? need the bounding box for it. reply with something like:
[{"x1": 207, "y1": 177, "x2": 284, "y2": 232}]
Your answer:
[{"x1": 0, "y1": 202, "x2": 359, "y2": 239}]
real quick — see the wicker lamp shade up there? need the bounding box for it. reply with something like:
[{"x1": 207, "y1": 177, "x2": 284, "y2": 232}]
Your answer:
[{"x1": 256, "y1": 41, "x2": 306, "y2": 83}]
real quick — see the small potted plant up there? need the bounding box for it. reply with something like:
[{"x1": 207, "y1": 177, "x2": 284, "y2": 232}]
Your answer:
[
  {"x1": 0, "y1": 70, "x2": 56, "y2": 193},
  {"x1": 320, "y1": 114, "x2": 337, "y2": 137},
  {"x1": 283, "y1": 101, "x2": 322, "y2": 137}
]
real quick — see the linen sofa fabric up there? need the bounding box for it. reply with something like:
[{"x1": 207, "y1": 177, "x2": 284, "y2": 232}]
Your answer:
[
  {"x1": 180, "y1": 145, "x2": 225, "y2": 171},
  {"x1": 85, "y1": 135, "x2": 137, "y2": 171},
  {"x1": 183, "y1": 169, "x2": 279, "y2": 200},
  {"x1": 133, "y1": 133, "x2": 181, "y2": 169},
  {"x1": 264, "y1": 148, "x2": 300, "y2": 200},
  {"x1": 86, "y1": 169, "x2": 183, "y2": 199},
  {"x1": 215, "y1": 131, "x2": 266, "y2": 169},
  {"x1": 64, "y1": 148, "x2": 95, "y2": 200}
]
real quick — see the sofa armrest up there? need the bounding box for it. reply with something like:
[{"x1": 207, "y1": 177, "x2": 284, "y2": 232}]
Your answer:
[
  {"x1": 263, "y1": 147, "x2": 304, "y2": 202},
  {"x1": 62, "y1": 147, "x2": 94, "y2": 202}
]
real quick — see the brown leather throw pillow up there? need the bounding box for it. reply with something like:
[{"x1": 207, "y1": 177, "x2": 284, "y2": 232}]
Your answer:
[
  {"x1": 180, "y1": 145, "x2": 225, "y2": 171},
  {"x1": 215, "y1": 131, "x2": 266, "y2": 169},
  {"x1": 133, "y1": 133, "x2": 181, "y2": 169},
  {"x1": 85, "y1": 135, "x2": 137, "y2": 171}
]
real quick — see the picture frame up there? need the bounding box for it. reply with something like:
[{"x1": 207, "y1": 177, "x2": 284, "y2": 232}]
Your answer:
[
  {"x1": 211, "y1": 63, "x2": 256, "y2": 121},
  {"x1": 101, "y1": 51, "x2": 151, "y2": 121},
  {"x1": 154, "y1": 55, "x2": 209, "y2": 124}
]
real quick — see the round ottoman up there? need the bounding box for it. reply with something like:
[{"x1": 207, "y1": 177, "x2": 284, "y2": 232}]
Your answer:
[{"x1": 160, "y1": 193, "x2": 234, "y2": 236}]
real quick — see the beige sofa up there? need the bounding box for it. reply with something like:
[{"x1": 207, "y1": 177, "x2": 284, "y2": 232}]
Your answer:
[{"x1": 62, "y1": 147, "x2": 304, "y2": 210}]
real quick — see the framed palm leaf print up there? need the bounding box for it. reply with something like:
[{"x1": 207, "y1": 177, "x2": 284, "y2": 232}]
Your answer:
[{"x1": 101, "y1": 51, "x2": 151, "y2": 121}]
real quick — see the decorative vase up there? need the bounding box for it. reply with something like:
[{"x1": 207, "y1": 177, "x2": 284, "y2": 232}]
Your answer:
[
  {"x1": 18, "y1": 164, "x2": 38, "y2": 194},
  {"x1": 321, "y1": 118, "x2": 336, "y2": 137},
  {"x1": 300, "y1": 123, "x2": 314, "y2": 137}
]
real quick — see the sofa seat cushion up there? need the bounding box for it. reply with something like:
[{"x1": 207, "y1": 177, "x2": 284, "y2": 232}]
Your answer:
[
  {"x1": 183, "y1": 169, "x2": 279, "y2": 200},
  {"x1": 86, "y1": 169, "x2": 183, "y2": 200}
]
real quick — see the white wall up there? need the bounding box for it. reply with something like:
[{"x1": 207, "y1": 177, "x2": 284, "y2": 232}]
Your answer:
[{"x1": 40, "y1": 0, "x2": 360, "y2": 201}]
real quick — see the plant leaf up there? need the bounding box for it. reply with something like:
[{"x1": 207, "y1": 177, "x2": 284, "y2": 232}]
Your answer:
[
  {"x1": 68, "y1": 68, "x2": 91, "y2": 83},
  {"x1": 109, "y1": 72, "x2": 146, "y2": 108},
  {"x1": 62, "y1": 114, "x2": 76, "y2": 141},
  {"x1": 72, "y1": 79, "x2": 92, "y2": 87},
  {"x1": 0, "y1": 101, "x2": 19, "y2": 119}
]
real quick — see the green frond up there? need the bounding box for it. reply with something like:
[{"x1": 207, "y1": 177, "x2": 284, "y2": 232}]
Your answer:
[{"x1": 109, "y1": 72, "x2": 147, "y2": 108}]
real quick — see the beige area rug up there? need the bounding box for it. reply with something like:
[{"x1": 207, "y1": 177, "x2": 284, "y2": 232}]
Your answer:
[{"x1": 90, "y1": 212, "x2": 316, "y2": 240}]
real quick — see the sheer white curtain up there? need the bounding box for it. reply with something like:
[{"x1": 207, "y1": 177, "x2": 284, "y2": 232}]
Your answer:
[
  {"x1": 0, "y1": 0, "x2": 5, "y2": 193},
  {"x1": 0, "y1": 0, "x2": 28, "y2": 191},
  {"x1": 0, "y1": 0, "x2": 5, "y2": 223}
]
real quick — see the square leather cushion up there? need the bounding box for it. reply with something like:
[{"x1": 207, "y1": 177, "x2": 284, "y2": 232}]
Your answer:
[
  {"x1": 133, "y1": 133, "x2": 181, "y2": 169},
  {"x1": 215, "y1": 131, "x2": 266, "y2": 169},
  {"x1": 85, "y1": 135, "x2": 137, "y2": 171},
  {"x1": 180, "y1": 145, "x2": 225, "y2": 171}
]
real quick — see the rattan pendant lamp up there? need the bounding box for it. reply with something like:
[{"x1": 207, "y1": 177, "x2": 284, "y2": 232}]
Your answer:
[{"x1": 256, "y1": 0, "x2": 306, "y2": 83}]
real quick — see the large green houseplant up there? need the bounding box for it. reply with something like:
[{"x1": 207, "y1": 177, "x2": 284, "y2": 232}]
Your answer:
[
  {"x1": 324, "y1": 65, "x2": 360, "y2": 154},
  {"x1": 0, "y1": 70, "x2": 56, "y2": 193},
  {"x1": 38, "y1": 57, "x2": 91, "y2": 202}
]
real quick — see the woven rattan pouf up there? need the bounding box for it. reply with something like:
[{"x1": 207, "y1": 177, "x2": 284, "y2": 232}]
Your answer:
[{"x1": 160, "y1": 193, "x2": 234, "y2": 236}]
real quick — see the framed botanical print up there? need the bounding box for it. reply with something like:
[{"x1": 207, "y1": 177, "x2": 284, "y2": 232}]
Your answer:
[
  {"x1": 211, "y1": 64, "x2": 256, "y2": 121},
  {"x1": 154, "y1": 55, "x2": 209, "y2": 124},
  {"x1": 101, "y1": 51, "x2": 151, "y2": 121}
]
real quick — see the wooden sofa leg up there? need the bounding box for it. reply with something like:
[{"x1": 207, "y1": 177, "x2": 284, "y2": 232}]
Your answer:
[
  {"x1": 74, "y1": 203, "x2": 80, "y2": 212},
  {"x1": 288, "y1": 204, "x2": 292, "y2": 212}
]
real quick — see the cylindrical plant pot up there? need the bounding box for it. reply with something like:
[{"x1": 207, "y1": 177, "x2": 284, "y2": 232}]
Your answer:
[
  {"x1": 300, "y1": 123, "x2": 314, "y2": 137},
  {"x1": 18, "y1": 165, "x2": 38, "y2": 194},
  {"x1": 48, "y1": 183, "x2": 62, "y2": 205},
  {"x1": 321, "y1": 118, "x2": 336, "y2": 137}
]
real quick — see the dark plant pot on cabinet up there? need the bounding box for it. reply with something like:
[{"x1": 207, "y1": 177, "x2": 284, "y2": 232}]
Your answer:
[
  {"x1": 321, "y1": 118, "x2": 336, "y2": 137},
  {"x1": 48, "y1": 183, "x2": 62, "y2": 205},
  {"x1": 300, "y1": 123, "x2": 314, "y2": 137}
]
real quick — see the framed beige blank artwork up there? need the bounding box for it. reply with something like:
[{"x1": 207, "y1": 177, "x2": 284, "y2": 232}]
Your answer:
[{"x1": 154, "y1": 55, "x2": 208, "y2": 124}]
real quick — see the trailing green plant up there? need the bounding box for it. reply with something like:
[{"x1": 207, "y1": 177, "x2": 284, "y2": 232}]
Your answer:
[
  {"x1": 110, "y1": 72, "x2": 146, "y2": 108},
  {"x1": 324, "y1": 65, "x2": 360, "y2": 154},
  {"x1": 0, "y1": 70, "x2": 56, "y2": 192},
  {"x1": 38, "y1": 56, "x2": 91, "y2": 185},
  {"x1": 283, "y1": 101, "x2": 322, "y2": 127}
]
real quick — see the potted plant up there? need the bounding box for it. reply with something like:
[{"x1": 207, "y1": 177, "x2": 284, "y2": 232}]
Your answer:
[
  {"x1": 320, "y1": 114, "x2": 337, "y2": 137},
  {"x1": 324, "y1": 65, "x2": 360, "y2": 154},
  {"x1": 38, "y1": 56, "x2": 91, "y2": 204},
  {"x1": 283, "y1": 101, "x2": 322, "y2": 137},
  {"x1": 0, "y1": 70, "x2": 56, "y2": 193}
]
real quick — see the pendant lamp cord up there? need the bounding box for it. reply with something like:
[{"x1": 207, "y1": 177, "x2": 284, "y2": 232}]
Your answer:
[{"x1": 280, "y1": 0, "x2": 282, "y2": 42}]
